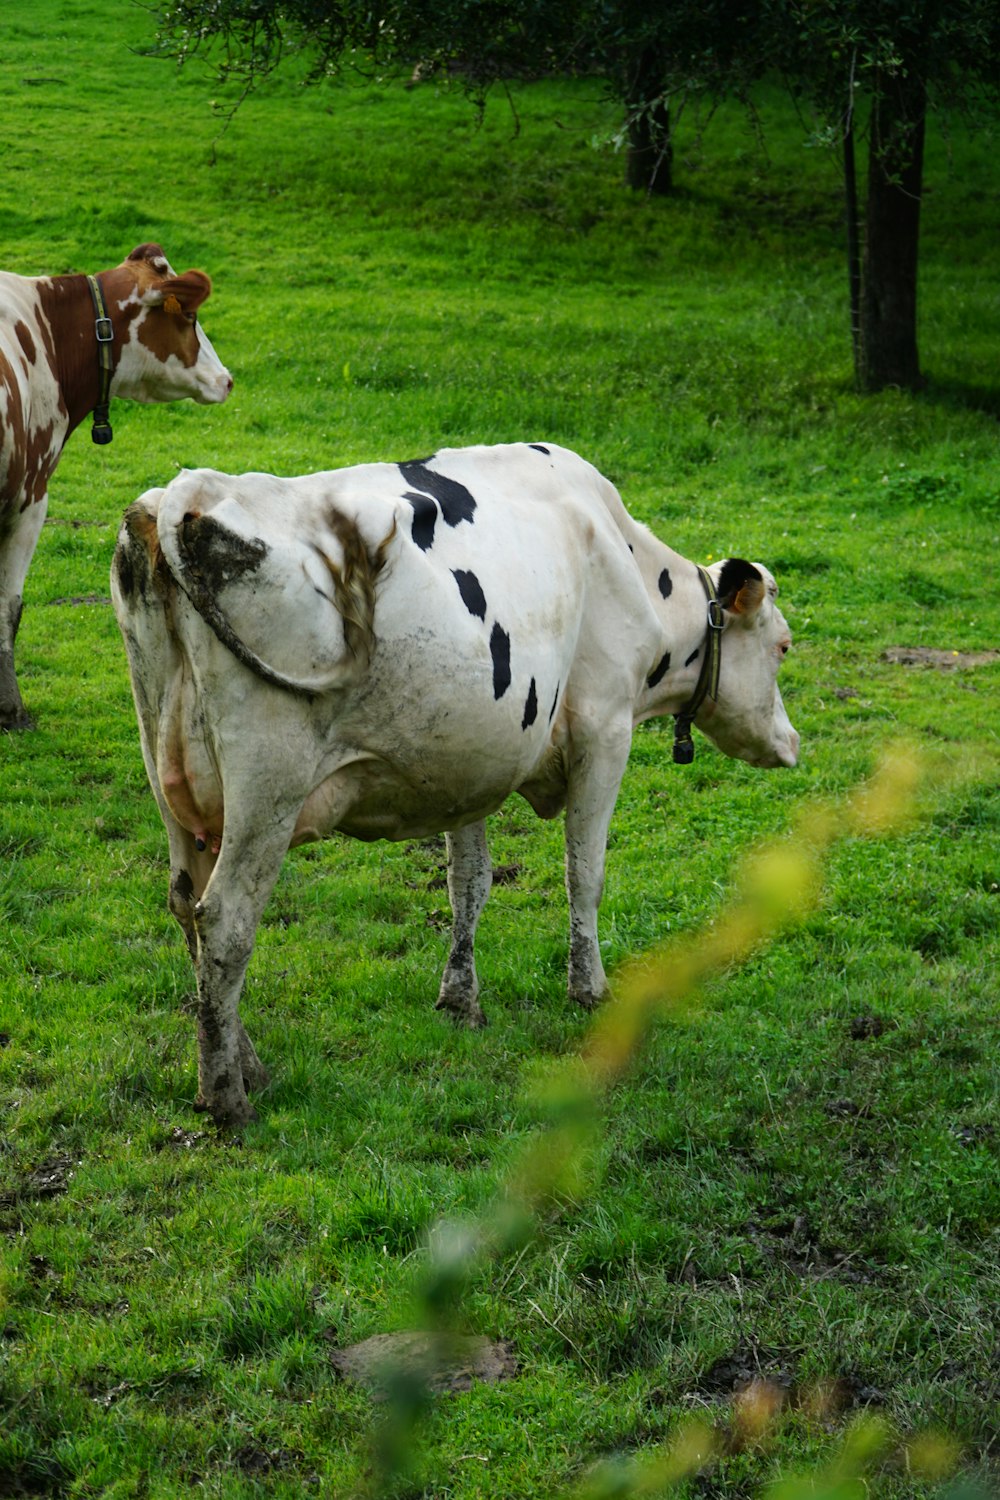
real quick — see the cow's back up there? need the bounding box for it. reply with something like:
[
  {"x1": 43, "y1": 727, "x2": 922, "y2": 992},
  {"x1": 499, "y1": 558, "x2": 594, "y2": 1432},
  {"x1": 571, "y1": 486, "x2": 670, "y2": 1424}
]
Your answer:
[{"x1": 113, "y1": 446, "x2": 663, "y2": 841}]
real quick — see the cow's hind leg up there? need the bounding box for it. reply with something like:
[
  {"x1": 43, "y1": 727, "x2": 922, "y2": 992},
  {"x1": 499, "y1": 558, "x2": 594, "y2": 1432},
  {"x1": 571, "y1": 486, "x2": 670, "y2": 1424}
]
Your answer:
[
  {"x1": 0, "y1": 497, "x2": 47, "y2": 730},
  {"x1": 564, "y1": 726, "x2": 632, "y2": 1010},
  {"x1": 435, "y1": 820, "x2": 491, "y2": 1028},
  {"x1": 163, "y1": 815, "x2": 270, "y2": 1096},
  {"x1": 190, "y1": 811, "x2": 298, "y2": 1126}
]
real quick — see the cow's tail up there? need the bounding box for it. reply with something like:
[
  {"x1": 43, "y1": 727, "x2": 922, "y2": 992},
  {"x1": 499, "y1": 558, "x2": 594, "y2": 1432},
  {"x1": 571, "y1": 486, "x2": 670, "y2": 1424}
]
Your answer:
[{"x1": 136, "y1": 474, "x2": 394, "y2": 701}]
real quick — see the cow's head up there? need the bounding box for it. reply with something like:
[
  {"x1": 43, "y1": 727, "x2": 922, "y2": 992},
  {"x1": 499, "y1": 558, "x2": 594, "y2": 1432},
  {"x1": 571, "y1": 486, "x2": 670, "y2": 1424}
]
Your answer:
[
  {"x1": 695, "y1": 558, "x2": 799, "y2": 769},
  {"x1": 108, "y1": 244, "x2": 233, "y2": 406}
]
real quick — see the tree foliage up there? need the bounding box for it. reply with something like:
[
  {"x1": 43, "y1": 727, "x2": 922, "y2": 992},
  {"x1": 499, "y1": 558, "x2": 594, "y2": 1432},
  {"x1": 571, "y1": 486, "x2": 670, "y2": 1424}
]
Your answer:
[{"x1": 153, "y1": 0, "x2": 1000, "y2": 390}]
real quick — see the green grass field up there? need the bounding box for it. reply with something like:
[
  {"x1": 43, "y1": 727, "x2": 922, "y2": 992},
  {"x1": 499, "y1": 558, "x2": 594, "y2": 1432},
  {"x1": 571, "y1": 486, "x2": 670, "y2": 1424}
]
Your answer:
[{"x1": 1, "y1": 3, "x2": 998, "y2": 1496}]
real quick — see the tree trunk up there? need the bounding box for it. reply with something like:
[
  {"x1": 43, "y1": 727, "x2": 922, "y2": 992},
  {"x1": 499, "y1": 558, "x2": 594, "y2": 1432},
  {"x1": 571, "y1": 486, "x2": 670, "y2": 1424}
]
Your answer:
[
  {"x1": 624, "y1": 47, "x2": 672, "y2": 195},
  {"x1": 843, "y1": 107, "x2": 862, "y2": 380},
  {"x1": 858, "y1": 70, "x2": 926, "y2": 392}
]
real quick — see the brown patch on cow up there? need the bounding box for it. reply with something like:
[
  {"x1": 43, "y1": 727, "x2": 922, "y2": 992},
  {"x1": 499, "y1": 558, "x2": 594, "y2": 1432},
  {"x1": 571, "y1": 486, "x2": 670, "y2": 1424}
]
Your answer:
[
  {"x1": 14, "y1": 320, "x2": 37, "y2": 366},
  {"x1": 135, "y1": 270, "x2": 212, "y2": 370},
  {"x1": 114, "y1": 501, "x2": 164, "y2": 605},
  {"x1": 137, "y1": 302, "x2": 202, "y2": 369},
  {"x1": 329, "y1": 1331, "x2": 517, "y2": 1399},
  {"x1": 314, "y1": 509, "x2": 396, "y2": 665},
  {"x1": 128, "y1": 242, "x2": 171, "y2": 267},
  {"x1": 17, "y1": 418, "x2": 56, "y2": 509},
  {"x1": 883, "y1": 646, "x2": 1000, "y2": 671}
]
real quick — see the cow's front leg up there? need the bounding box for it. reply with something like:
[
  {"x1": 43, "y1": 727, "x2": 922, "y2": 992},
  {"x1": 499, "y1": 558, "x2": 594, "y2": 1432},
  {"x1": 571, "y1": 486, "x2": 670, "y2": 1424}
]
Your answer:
[
  {"x1": 190, "y1": 816, "x2": 296, "y2": 1126},
  {"x1": 0, "y1": 495, "x2": 47, "y2": 731},
  {"x1": 564, "y1": 729, "x2": 631, "y2": 1010},
  {"x1": 435, "y1": 820, "x2": 492, "y2": 1028}
]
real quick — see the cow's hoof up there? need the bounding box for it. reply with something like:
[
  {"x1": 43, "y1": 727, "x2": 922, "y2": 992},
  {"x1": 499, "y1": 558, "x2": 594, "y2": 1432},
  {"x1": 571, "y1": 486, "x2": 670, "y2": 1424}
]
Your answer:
[{"x1": 435, "y1": 993, "x2": 488, "y2": 1029}]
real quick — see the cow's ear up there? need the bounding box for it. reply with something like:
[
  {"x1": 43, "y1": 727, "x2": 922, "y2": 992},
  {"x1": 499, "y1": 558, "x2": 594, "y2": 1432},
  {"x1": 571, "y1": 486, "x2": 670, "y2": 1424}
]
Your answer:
[
  {"x1": 142, "y1": 270, "x2": 212, "y2": 313},
  {"x1": 717, "y1": 558, "x2": 766, "y2": 617}
]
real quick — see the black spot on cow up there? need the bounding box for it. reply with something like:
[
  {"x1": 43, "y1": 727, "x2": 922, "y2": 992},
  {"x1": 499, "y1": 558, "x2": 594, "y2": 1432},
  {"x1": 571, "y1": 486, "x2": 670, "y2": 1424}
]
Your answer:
[
  {"x1": 549, "y1": 682, "x2": 560, "y2": 722},
  {"x1": 658, "y1": 568, "x2": 673, "y2": 599},
  {"x1": 399, "y1": 461, "x2": 476, "y2": 528},
  {"x1": 452, "y1": 568, "x2": 487, "y2": 620},
  {"x1": 685, "y1": 647, "x2": 700, "y2": 667},
  {"x1": 405, "y1": 491, "x2": 437, "y2": 551},
  {"x1": 173, "y1": 869, "x2": 194, "y2": 902},
  {"x1": 179, "y1": 513, "x2": 269, "y2": 594},
  {"x1": 529, "y1": 444, "x2": 550, "y2": 455},
  {"x1": 490, "y1": 623, "x2": 511, "y2": 700},
  {"x1": 647, "y1": 650, "x2": 671, "y2": 689},
  {"x1": 522, "y1": 677, "x2": 538, "y2": 730},
  {"x1": 113, "y1": 539, "x2": 138, "y2": 602}
]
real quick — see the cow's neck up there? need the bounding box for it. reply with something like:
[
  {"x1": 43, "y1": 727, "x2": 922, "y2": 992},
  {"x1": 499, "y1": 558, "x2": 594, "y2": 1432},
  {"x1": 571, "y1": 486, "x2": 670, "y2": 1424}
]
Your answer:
[
  {"x1": 624, "y1": 519, "x2": 720, "y2": 721},
  {"x1": 36, "y1": 270, "x2": 123, "y2": 437}
]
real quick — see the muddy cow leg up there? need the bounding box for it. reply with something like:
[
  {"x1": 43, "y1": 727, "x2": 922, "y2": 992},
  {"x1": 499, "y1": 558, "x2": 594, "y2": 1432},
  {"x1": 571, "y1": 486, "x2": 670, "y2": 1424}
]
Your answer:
[
  {"x1": 163, "y1": 812, "x2": 271, "y2": 1097},
  {"x1": 563, "y1": 724, "x2": 632, "y2": 1010},
  {"x1": 435, "y1": 820, "x2": 492, "y2": 1028},
  {"x1": 0, "y1": 496, "x2": 47, "y2": 730},
  {"x1": 190, "y1": 810, "x2": 298, "y2": 1126}
]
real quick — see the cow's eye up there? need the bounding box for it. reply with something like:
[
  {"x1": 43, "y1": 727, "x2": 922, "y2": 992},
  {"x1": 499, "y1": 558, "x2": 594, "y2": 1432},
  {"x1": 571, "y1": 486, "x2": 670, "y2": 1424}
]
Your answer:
[
  {"x1": 778, "y1": 641, "x2": 791, "y2": 658},
  {"x1": 185, "y1": 312, "x2": 198, "y2": 326}
]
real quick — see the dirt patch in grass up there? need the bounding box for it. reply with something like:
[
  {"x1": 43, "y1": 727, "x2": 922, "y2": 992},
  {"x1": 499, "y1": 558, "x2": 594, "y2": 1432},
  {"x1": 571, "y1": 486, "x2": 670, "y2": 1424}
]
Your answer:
[
  {"x1": 883, "y1": 647, "x2": 1000, "y2": 670},
  {"x1": 330, "y1": 1331, "x2": 517, "y2": 1398},
  {"x1": 232, "y1": 1445, "x2": 305, "y2": 1477},
  {"x1": 0, "y1": 1460, "x2": 70, "y2": 1497},
  {"x1": 0, "y1": 1153, "x2": 77, "y2": 1207},
  {"x1": 45, "y1": 594, "x2": 111, "y2": 607},
  {"x1": 155, "y1": 1127, "x2": 208, "y2": 1151},
  {"x1": 849, "y1": 1013, "x2": 895, "y2": 1040},
  {"x1": 686, "y1": 1341, "x2": 884, "y2": 1422}
]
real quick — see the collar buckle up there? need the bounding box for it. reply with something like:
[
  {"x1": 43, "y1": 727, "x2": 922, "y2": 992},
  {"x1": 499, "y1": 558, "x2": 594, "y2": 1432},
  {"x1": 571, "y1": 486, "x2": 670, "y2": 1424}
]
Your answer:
[{"x1": 94, "y1": 316, "x2": 114, "y2": 344}]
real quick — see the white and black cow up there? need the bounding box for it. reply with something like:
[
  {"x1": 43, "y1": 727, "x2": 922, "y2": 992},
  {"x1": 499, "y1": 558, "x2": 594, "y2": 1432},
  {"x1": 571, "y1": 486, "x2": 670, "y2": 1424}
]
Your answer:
[
  {"x1": 0, "y1": 243, "x2": 232, "y2": 729},
  {"x1": 111, "y1": 443, "x2": 798, "y2": 1125}
]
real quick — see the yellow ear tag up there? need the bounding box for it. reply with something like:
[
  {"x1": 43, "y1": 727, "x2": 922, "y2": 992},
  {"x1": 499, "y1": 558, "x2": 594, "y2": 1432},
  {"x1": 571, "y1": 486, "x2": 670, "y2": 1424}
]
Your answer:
[{"x1": 163, "y1": 294, "x2": 182, "y2": 316}]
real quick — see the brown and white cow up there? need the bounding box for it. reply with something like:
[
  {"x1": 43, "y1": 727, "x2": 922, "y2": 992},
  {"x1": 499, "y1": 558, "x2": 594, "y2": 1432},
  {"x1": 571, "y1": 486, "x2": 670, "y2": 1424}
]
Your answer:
[
  {"x1": 0, "y1": 243, "x2": 232, "y2": 729},
  {"x1": 111, "y1": 442, "x2": 799, "y2": 1126}
]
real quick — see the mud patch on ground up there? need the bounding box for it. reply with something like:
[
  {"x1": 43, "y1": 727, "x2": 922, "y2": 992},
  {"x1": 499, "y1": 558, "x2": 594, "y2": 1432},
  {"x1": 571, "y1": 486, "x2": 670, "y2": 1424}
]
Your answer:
[
  {"x1": 745, "y1": 1214, "x2": 879, "y2": 1285},
  {"x1": 883, "y1": 646, "x2": 1000, "y2": 671},
  {"x1": 155, "y1": 1127, "x2": 208, "y2": 1151},
  {"x1": 329, "y1": 1331, "x2": 517, "y2": 1399},
  {"x1": 0, "y1": 1153, "x2": 77, "y2": 1208},
  {"x1": 45, "y1": 593, "x2": 111, "y2": 607},
  {"x1": 232, "y1": 1445, "x2": 305, "y2": 1477},
  {"x1": 684, "y1": 1340, "x2": 884, "y2": 1429},
  {"x1": 850, "y1": 1013, "x2": 895, "y2": 1040},
  {"x1": 0, "y1": 1458, "x2": 70, "y2": 1496}
]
